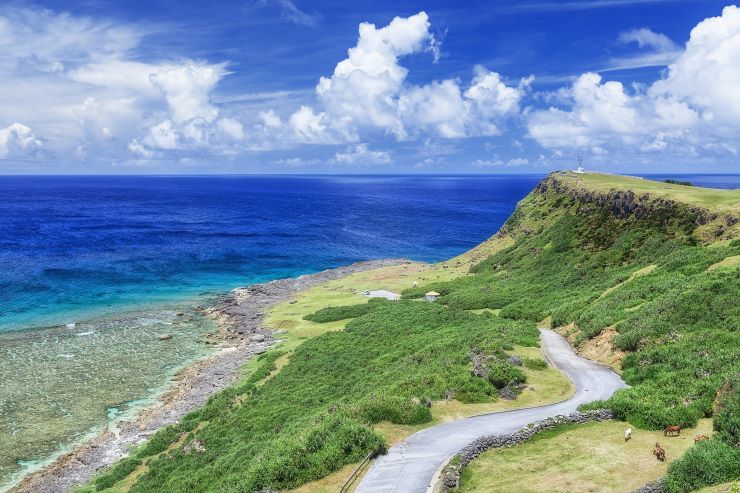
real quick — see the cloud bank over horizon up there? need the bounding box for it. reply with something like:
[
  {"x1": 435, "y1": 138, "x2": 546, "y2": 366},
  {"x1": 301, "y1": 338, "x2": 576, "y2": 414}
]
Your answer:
[{"x1": 0, "y1": 3, "x2": 739, "y2": 172}]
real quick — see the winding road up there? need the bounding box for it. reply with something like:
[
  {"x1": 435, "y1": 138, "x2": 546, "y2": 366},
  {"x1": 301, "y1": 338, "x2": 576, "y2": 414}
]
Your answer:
[{"x1": 356, "y1": 329, "x2": 627, "y2": 493}]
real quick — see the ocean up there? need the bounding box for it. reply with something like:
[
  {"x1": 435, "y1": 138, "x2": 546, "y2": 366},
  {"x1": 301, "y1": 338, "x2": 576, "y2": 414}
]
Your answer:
[{"x1": 0, "y1": 173, "x2": 736, "y2": 489}]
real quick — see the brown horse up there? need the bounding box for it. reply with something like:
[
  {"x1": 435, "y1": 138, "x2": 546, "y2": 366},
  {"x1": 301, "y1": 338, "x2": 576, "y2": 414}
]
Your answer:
[
  {"x1": 694, "y1": 434, "x2": 709, "y2": 444},
  {"x1": 664, "y1": 425, "x2": 681, "y2": 436},
  {"x1": 653, "y1": 442, "x2": 666, "y2": 462}
]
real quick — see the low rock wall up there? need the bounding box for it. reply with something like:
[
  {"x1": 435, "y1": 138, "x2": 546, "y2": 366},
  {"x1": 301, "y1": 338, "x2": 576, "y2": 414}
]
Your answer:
[
  {"x1": 631, "y1": 478, "x2": 667, "y2": 493},
  {"x1": 440, "y1": 409, "x2": 614, "y2": 491}
]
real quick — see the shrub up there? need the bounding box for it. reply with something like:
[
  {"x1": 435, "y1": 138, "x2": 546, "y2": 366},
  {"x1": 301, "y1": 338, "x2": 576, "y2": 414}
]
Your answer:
[
  {"x1": 303, "y1": 299, "x2": 385, "y2": 323},
  {"x1": 122, "y1": 301, "x2": 536, "y2": 493},
  {"x1": 135, "y1": 425, "x2": 180, "y2": 459},
  {"x1": 487, "y1": 361, "x2": 526, "y2": 389},
  {"x1": 355, "y1": 396, "x2": 432, "y2": 425},
  {"x1": 665, "y1": 439, "x2": 740, "y2": 493},
  {"x1": 713, "y1": 378, "x2": 740, "y2": 447},
  {"x1": 94, "y1": 457, "x2": 142, "y2": 491},
  {"x1": 664, "y1": 179, "x2": 693, "y2": 186},
  {"x1": 523, "y1": 357, "x2": 548, "y2": 370}
]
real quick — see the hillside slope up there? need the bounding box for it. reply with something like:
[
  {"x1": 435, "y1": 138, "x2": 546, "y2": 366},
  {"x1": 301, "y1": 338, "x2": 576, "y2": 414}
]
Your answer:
[
  {"x1": 410, "y1": 173, "x2": 739, "y2": 427},
  {"x1": 81, "y1": 172, "x2": 739, "y2": 493}
]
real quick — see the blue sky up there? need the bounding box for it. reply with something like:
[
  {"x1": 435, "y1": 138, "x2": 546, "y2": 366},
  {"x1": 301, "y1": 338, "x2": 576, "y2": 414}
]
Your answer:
[{"x1": 0, "y1": 0, "x2": 738, "y2": 173}]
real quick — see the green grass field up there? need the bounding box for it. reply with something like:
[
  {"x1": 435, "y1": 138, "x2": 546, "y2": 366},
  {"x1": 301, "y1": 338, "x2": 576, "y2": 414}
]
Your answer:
[
  {"x1": 558, "y1": 172, "x2": 740, "y2": 211},
  {"x1": 459, "y1": 420, "x2": 715, "y2": 493}
]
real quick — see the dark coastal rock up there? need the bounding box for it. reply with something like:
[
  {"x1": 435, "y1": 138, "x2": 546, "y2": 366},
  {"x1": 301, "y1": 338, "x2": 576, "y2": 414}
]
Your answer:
[
  {"x1": 631, "y1": 478, "x2": 667, "y2": 493},
  {"x1": 507, "y1": 355, "x2": 522, "y2": 366},
  {"x1": 469, "y1": 349, "x2": 490, "y2": 379},
  {"x1": 440, "y1": 409, "x2": 614, "y2": 492},
  {"x1": 182, "y1": 439, "x2": 205, "y2": 454},
  {"x1": 498, "y1": 386, "x2": 518, "y2": 400}
]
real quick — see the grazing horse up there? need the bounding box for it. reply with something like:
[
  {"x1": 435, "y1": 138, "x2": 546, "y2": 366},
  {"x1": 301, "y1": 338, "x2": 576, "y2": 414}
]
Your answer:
[
  {"x1": 694, "y1": 434, "x2": 709, "y2": 444},
  {"x1": 653, "y1": 442, "x2": 666, "y2": 462},
  {"x1": 624, "y1": 428, "x2": 632, "y2": 442},
  {"x1": 664, "y1": 425, "x2": 681, "y2": 436}
]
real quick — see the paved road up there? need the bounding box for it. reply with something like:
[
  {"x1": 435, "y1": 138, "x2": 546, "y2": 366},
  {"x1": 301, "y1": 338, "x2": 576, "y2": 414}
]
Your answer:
[{"x1": 355, "y1": 329, "x2": 627, "y2": 493}]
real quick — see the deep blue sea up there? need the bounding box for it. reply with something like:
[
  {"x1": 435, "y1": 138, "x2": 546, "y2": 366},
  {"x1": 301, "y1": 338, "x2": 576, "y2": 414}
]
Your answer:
[
  {"x1": 0, "y1": 174, "x2": 546, "y2": 333},
  {"x1": 1, "y1": 173, "x2": 738, "y2": 333}
]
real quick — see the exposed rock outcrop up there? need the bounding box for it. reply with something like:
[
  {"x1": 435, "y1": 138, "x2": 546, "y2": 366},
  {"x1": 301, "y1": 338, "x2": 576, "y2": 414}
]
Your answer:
[{"x1": 535, "y1": 174, "x2": 716, "y2": 226}]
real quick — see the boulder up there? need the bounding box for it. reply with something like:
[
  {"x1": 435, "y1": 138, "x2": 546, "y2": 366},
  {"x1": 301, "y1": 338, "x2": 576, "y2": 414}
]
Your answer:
[
  {"x1": 507, "y1": 355, "x2": 523, "y2": 366},
  {"x1": 499, "y1": 386, "x2": 518, "y2": 400}
]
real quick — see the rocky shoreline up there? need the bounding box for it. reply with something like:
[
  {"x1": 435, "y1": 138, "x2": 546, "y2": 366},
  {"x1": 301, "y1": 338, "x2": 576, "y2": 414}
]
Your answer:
[{"x1": 10, "y1": 258, "x2": 410, "y2": 493}]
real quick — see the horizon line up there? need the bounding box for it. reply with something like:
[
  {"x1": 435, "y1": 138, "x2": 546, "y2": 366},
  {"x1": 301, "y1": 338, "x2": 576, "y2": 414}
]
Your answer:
[{"x1": 1, "y1": 171, "x2": 738, "y2": 178}]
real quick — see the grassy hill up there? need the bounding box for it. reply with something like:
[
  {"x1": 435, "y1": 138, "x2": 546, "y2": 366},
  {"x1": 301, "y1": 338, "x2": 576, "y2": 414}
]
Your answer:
[{"x1": 80, "y1": 172, "x2": 739, "y2": 493}]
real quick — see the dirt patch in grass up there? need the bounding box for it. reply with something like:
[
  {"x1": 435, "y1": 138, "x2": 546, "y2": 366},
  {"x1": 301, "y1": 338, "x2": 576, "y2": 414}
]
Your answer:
[
  {"x1": 286, "y1": 462, "x2": 363, "y2": 493},
  {"x1": 557, "y1": 324, "x2": 624, "y2": 372},
  {"x1": 707, "y1": 255, "x2": 740, "y2": 271},
  {"x1": 599, "y1": 264, "x2": 657, "y2": 299},
  {"x1": 459, "y1": 419, "x2": 714, "y2": 493},
  {"x1": 575, "y1": 326, "x2": 625, "y2": 371}
]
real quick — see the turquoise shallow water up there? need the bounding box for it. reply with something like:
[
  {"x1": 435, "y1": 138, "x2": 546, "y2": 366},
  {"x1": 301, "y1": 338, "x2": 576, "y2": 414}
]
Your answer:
[{"x1": 0, "y1": 304, "x2": 218, "y2": 491}]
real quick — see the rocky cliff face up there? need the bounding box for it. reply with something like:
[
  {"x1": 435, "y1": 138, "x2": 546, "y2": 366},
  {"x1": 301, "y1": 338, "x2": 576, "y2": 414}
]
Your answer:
[{"x1": 534, "y1": 174, "x2": 736, "y2": 241}]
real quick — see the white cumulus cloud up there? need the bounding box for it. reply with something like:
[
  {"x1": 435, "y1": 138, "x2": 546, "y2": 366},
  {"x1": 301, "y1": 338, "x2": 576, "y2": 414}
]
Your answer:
[
  {"x1": 526, "y1": 5, "x2": 740, "y2": 162},
  {"x1": 280, "y1": 12, "x2": 530, "y2": 144},
  {"x1": 0, "y1": 123, "x2": 42, "y2": 158},
  {"x1": 618, "y1": 27, "x2": 679, "y2": 52},
  {"x1": 334, "y1": 143, "x2": 392, "y2": 164},
  {"x1": 650, "y1": 5, "x2": 740, "y2": 130},
  {"x1": 132, "y1": 62, "x2": 245, "y2": 156},
  {"x1": 0, "y1": 6, "x2": 245, "y2": 163}
]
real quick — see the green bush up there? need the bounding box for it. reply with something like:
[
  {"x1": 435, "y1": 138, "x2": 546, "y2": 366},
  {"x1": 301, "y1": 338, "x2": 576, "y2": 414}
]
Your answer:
[
  {"x1": 355, "y1": 396, "x2": 432, "y2": 425},
  {"x1": 664, "y1": 179, "x2": 693, "y2": 186},
  {"x1": 713, "y1": 378, "x2": 740, "y2": 447},
  {"x1": 135, "y1": 425, "x2": 180, "y2": 459},
  {"x1": 487, "y1": 361, "x2": 526, "y2": 389},
  {"x1": 303, "y1": 299, "x2": 386, "y2": 323},
  {"x1": 665, "y1": 439, "x2": 740, "y2": 493},
  {"x1": 523, "y1": 357, "x2": 548, "y2": 370},
  {"x1": 94, "y1": 457, "x2": 142, "y2": 491}
]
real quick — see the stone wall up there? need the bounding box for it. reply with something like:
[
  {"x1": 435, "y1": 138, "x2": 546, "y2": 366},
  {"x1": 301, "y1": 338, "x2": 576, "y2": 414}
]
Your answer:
[
  {"x1": 439, "y1": 409, "x2": 614, "y2": 491},
  {"x1": 631, "y1": 478, "x2": 667, "y2": 493}
]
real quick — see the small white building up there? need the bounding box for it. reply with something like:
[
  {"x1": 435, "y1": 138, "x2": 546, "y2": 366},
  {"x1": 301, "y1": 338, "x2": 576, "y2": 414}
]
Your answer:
[
  {"x1": 361, "y1": 289, "x2": 400, "y2": 300},
  {"x1": 573, "y1": 166, "x2": 587, "y2": 174},
  {"x1": 425, "y1": 291, "x2": 440, "y2": 302}
]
